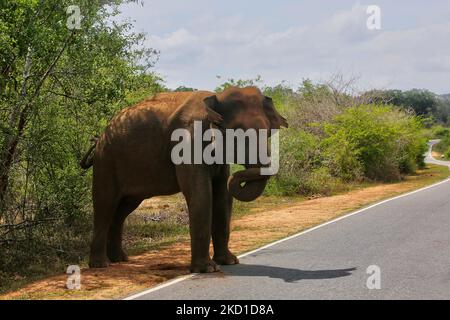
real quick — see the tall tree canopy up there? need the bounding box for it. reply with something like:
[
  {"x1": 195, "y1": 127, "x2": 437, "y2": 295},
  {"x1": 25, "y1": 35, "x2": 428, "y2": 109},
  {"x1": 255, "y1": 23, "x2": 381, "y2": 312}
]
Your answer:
[
  {"x1": 0, "y1": 0, "x2": 163, "y2": 275},
  {"x1": 362, "y1": 89, "x2": 442, "y2": 120}
]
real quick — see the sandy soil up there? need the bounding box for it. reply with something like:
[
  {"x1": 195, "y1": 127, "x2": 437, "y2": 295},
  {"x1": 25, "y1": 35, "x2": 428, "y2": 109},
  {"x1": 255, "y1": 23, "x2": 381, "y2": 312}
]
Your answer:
[{"x1": 432, "y1": 151, "x2": 445, "y2": 159}]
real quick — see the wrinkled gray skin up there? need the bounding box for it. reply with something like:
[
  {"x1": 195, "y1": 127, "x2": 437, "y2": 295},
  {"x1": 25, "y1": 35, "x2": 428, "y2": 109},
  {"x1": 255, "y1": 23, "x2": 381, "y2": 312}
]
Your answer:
[{"x1": 80, "y1": 86, "x2": 288, "y2": 273}]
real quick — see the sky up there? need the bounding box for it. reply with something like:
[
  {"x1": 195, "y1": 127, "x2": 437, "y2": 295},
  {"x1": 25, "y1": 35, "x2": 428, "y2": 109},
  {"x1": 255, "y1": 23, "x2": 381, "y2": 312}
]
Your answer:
[{"x1": 117, "y1": 0, "x2": 450, "y2": 94}]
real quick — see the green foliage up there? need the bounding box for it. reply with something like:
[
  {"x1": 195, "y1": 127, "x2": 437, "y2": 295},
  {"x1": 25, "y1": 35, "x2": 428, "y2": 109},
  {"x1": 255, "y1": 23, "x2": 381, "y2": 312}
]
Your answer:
[
  {"x1": 297, "y1": 79, "x2": 331, "y2": 100},
  {"x1": 173, "y1": 86, "x2": 197, "y2": 92},
  {"x1": 262, "y1": 82, "x2": 295, "y2": 114},
  {"x1": 434, "y1": 129, "x2": 450, "y2": 160},
  {"x1": 321, "y1": 136, "x2": 363, "y2": 182},
  {"x1": 266, "y1": 128, "x2": 321, "y2": 195},
  {"x1": 432, "y1": 125, "x2": 450, "y2": 139},
  {"x1": 363, "y1": 89, "x2": 448, "y2": 124},
  {"x1": 214, "y1": 75, "x2": 263, "y2": 93},
  {"x1": 323, "y1": 105, "x2": 426, "y2": 181},
  {"x1": 444, "y1": 147, "x2": 450, "y2": 159}
]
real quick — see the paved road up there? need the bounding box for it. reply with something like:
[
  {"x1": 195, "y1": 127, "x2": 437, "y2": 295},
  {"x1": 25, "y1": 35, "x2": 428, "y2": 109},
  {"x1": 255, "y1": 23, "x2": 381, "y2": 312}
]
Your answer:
[
  {"x1": 128, "y1": 145, "x2": 450, "y2": 300},
  {"x1": 427, "y1": 139, "x2": 450, "y2": 167}
]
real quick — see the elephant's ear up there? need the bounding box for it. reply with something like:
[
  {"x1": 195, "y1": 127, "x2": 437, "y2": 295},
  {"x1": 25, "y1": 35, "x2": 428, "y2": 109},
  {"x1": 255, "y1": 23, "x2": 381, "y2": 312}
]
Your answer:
[
  {"x1": 263, "y1": 96, "x2": 288, "y2": 129},
  {"x1": 203, "y1": 95, "x2": 223, "y2": 125}
]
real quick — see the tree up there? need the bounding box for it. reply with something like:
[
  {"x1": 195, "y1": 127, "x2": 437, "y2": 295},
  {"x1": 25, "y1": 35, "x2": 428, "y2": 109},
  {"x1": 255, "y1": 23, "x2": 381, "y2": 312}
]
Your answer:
[
  {"x1": 0, "y1": 0, "x2": 162, "y2": 277},
  {"x1": 214, "y1": 75, "x2": 263, "y2": 92},
  {"x1": 173, "y1": 86, "x2": 197, "y2": 92},
  {"x1": 436, "y1": 95, "x2": 450, "y2": 125},
  {"x1": 361, "y1": 89, "x2": 439, "y2": 118}
]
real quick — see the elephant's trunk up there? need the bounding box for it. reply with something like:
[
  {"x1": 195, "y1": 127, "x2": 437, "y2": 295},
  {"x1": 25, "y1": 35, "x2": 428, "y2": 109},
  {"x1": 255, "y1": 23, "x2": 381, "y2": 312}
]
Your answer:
[{"x1": 227, "y1": 167, "x2": 271, "y2": 202}]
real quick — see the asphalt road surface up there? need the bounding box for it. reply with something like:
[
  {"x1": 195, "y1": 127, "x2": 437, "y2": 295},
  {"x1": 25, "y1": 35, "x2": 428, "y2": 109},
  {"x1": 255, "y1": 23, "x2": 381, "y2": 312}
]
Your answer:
[
  {"x1": 127, "y1": 144, "x2": 450, "y2": 300},
  {"x1": 427, "y1": 140, "x2": 450, "y2": 166}
]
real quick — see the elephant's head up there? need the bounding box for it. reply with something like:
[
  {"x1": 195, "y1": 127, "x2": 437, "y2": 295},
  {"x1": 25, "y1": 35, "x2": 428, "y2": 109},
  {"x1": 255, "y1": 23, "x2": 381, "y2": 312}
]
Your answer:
[{"x1": 203, "y1": 86, "x2": 288, "y2": 202}]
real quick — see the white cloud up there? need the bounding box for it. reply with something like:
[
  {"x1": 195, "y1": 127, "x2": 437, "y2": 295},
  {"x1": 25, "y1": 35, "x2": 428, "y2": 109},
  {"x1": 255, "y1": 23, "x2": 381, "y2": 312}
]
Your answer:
[{"x1": 129, "y1": 1, "x2": 450, "y2": 93}]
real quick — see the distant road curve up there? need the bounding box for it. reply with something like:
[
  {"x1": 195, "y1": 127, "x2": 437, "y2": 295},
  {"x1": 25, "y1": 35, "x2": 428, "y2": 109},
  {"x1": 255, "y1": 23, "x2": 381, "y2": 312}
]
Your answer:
[{"x1": 426, "y1": 139, "x2": 450, "y2": 167}]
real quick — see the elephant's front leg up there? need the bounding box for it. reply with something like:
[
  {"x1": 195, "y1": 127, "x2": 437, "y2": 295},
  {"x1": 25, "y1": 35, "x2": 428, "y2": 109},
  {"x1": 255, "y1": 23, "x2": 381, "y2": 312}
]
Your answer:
[
  {"x1": 176, "y1": 165, "x2": 220, "y2": 273},
  {"x1": 212, "y1": 171, "x2": 239, "y2": 266}
]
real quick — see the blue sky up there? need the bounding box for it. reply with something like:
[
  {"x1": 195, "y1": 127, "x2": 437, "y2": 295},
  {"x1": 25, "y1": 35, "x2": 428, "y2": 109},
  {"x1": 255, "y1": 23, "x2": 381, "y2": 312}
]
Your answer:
[{"x1": 118, "y1": 0, "x2": 450, "y2": 93}]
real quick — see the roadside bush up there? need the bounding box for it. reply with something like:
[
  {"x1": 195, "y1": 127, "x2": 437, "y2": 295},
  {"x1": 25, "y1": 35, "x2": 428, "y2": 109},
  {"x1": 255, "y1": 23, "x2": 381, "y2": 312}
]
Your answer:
[
  {"x1": 266, "y1": 128, "x2": 321, "y2": 196},
  {"x1": 321, "y1": 137, "x2": 363, "y2": 182},
  {"x1": 300, "y1": 167, "x2": 343, "y2": 196},
  {"x1": 264, "y1": 78, "x2": 427, "y2": 196},
  {"x1": 445, "y1": 148, "x2": 450, "y2": 158},
  {"x1": 432, "y1": 126, "x2": 450, "y2": 139},
  {"x1": 323, "y1": 104, "x2": 426, "y2": 181},
  {"x1": 286, "y1": 79, "x2": 344, "y2": 136},
  {"x1": 263, "y1": 78, "x2": 356, "y2": 196},
  {"x1": 434, "y1": 133, "x2": 450, "y2": 159}
]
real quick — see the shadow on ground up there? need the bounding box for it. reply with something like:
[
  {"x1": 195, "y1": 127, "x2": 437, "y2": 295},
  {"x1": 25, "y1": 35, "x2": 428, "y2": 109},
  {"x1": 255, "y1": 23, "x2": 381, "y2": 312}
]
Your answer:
[{"x1": 219, "y1": 264, "x2": 356, "y2": 283}]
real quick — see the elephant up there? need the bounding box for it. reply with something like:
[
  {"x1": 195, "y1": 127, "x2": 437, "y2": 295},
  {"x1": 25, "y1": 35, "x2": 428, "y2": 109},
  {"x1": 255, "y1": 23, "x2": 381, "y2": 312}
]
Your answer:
[{"x1": 80, "y1": 86, "x2": 288, "y2": 272}]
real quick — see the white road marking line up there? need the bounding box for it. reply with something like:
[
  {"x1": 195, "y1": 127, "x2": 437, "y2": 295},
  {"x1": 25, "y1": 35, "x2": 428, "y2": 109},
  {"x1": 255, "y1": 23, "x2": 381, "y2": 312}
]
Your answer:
[
  {"x1": 123, "y1": 274, "x2": 195, "y2": 300},
  {"x1": 123, "y1": 177, "x2": 450, "y2": 300}
]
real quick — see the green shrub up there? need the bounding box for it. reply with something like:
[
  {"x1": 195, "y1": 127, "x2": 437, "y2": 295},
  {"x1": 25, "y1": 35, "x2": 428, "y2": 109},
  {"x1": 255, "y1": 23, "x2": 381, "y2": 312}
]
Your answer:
[
  {"x1": 323, "y1": 104, "x2": 426, "y2": 181},
  {"x1": 264, "y1": 86, "x2": 427, "y2": 196},
  {"x1": 431, "y1": 125, "x2": 450, "y2": 139},
  {"x1": 299, "y1": 167, "x2": 343, "y2": 196},
  {"x1": 265, "y1": 128, "x2": 320, "y2": 196},
  {"x1": 321, "y1": 136, "x2": 363, "y2": 182},
  {"x1": 444, "y1": 147, "x2": 450, "y2": 158},
  {"x1": 435, "y1": 134, "x2": 450, "y2": 159}
]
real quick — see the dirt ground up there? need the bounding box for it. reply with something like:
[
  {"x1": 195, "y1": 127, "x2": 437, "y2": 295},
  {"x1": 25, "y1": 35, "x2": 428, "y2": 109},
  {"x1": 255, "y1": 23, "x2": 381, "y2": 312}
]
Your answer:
[
  {"x1": 433, "y1": 151, "x2": 445, "y2": 159},
  {"x1": 0, "y1": 165, "x2": 448, "y2": 300}
]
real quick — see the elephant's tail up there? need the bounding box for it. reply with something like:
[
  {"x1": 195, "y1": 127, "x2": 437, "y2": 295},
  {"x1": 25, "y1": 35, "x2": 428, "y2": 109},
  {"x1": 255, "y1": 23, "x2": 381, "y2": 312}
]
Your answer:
[{"x1": 80, "y1": 137, "x2": 98, "y2": 169}]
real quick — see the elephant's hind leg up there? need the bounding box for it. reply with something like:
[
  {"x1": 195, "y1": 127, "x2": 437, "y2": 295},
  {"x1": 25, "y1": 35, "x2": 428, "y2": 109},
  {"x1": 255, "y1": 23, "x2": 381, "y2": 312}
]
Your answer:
[
  {"x1": 107, "y1": 197, "x2": 141, "y2": 263},
  {"x1": 89, "y1": 195, "x2": 118, "y2": 268},
  {"x1": 89, "y1": 171, "x2": 120, "y2": 268}
]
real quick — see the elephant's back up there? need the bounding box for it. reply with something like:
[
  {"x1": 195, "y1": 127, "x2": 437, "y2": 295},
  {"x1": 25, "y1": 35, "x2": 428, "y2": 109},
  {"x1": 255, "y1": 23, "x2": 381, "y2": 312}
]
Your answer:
[
  {"x1": 134, "y1": 91, "x2": 195, "y2": 115},
  {"x1": 96, "y1": 91, "x2": 213, "y2": 157},
  {"x1": 101, "y1": 92, "x2": 193, "y2": 139},
  {"x1": 94, "y1": 92, "x2": 200, "y2": 172},
  {"x1": 113, "y1": 91, "x2": 194, "y2": 125},
  {"x1": 105, "y1": 91, "x2": 213, "y2": 134}
]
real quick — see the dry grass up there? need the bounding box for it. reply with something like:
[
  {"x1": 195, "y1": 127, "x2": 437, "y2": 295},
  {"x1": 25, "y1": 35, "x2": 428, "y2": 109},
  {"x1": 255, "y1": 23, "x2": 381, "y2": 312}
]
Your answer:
[{"x1": 1, "y1": 164, "x2": 448, "y2": 300}]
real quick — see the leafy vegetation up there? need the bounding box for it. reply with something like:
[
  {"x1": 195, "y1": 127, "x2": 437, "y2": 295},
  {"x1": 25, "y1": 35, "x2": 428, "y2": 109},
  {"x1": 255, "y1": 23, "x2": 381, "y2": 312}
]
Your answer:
[
  {"x1": 362, "y1": 89, "x2": 450, "y2": 125},
  {"x1": 432, "y1": 126, "x2": 450, "y2": 159},
  {"x1": 258, "y1": 79, "x2": 429, "y2": 196},
  {"x1": 323, "y1": 105, "x2": 426, "y2": 180}
]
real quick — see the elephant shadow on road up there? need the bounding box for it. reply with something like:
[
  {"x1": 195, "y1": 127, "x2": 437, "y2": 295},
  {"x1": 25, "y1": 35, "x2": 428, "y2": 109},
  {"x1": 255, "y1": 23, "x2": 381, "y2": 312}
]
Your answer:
[{"x1": 220, "y1": 264, "x2": 356, "y2": 283}]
